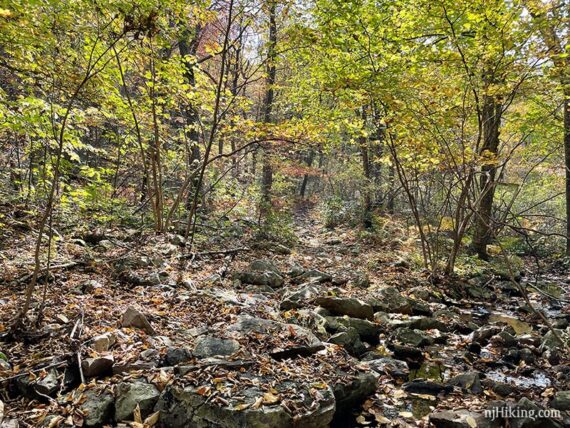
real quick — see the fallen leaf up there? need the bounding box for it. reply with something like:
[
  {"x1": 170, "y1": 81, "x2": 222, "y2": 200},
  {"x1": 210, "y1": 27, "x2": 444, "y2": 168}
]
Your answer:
[
  {"x1": 263, "y1": 392, "x2": 280, "y2": 404},
  {"x1": 465, "y1": 415, "x2": 478, "y2": 427}
]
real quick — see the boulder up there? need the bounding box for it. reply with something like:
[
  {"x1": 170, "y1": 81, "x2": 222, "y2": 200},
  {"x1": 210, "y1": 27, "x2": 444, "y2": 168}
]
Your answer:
[
  {"x1": 430, "y1": 410, "x2": 496, "y2": 428},
  {"x1": 328, "y1": 328, "x2": 366, "y2": 356},
  {"x1": 471, "y1": 326, "x2": 501, "y2": 345},
  {"x1": 193, "y1": 336, "x2": 240, "y2": 359},
  {"x1": 395, "y1": 328, "x2": 433, "y2": 347},
  {"x1": 248, "y1": 259, "x2": 281, "y2": 275},
  {"x1": 155, "y1": 384, "x2": 335, "y2": 428},
  {"x1": 121, "y1": 307, "x2": 156, "y2": 335},
  {"x1": 80, "y1": 389, "x2": 114, "y2": 427},
  {"x1": 280, "y1": 285, "x2": 319, "y2": 310},
  {"x1": 328, "y1": 316, "x2": 381, "y2": 342},
  {"x1": 164, "y1": 347, "x2": 193, "y2": 366},
  {"x1": 82, "y1": 355, "x2": 114, "y2": 378},
  {"x1": 371, "y1": 287, "x2": 412, "y2": 315},
  {"x1": 315, "y1": 297, "x2": 373, "y2": 320},
  {"x1": 389, "y1": 344, "x2": 424, "y2": 367},
  {"x1": 403, "y1": 380, "x2": 452, "y2": 396},
  {"x1": 448, "y1": 372, "x2": 483, "y2": 394},
  {"x1": 509, "y1": 397, "x2": 564, "y2": 428},
  {"x1": 333, "y1": 372, "x2": 378, "y2": 413},
  {"x1": 409, "y1": 317, "x2": 447, "y2": 331},
  {"x1": 365, "y1": 358, "x2": 409, "y2": 380},
  {"x1": 233, "y1": 271, "x2": 284, "y2": 288},
  {"x1": 551, "y1": 390, "x2": 570, "y2": 411},
  {"x1": 115, "y1": 381, "x2": 160, "y2": 422},
  {"x1": 291, "y1": 269, "x2": 332, "y2": 284},
  {"x1": 229, "y1": 314, "x2": 323, "y2": 358}
]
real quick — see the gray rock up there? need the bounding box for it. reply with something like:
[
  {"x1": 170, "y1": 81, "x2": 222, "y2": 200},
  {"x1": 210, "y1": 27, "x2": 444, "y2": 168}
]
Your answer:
[
  {"x1": 409, "y1": 286, "x2": 432, "y2": 301},
  {"x1": 155, "y1": 384, "x2": 335, "y2": 428},
  {"x1": 115, "y1": 381, "x2": 160, "y2": 422},
  {"x1": 121, "y1": 307, "x2": 156, "y2": 335},
  {"x1": 519, "y1": 348, "x2": 535, "y2": 364},
  {"x1": 328, "y1": 328, "x2": 366, "y2": 355},
  {"x1": 291, "y1": 269, "x2": 332, "y2": 284},
  {"x1": 315, "y1": 297, "x2": 373, "y2": 320},
  {"x1": 15, "y1": 369, "x2": 58, "y2": 400},
  {"x1": 351, "y1": 273, "x2": 371, "y2": 289},
  {"x1": 430, "y1": 410, "x2": 497, "y2": 428},
  {"x1": 164, "y1": 347, "x2": 192, "y2": 366},
  {"x1": 409, "y1": 317, "x2": 447, "y2": 331},
  {"x1": 540, "y1": 329, "x2": 570, "y2": 352},
  {"x1": 329, "y1": 316, "x2": 381, "y2": 342},
  {"x1": 482, "y1": 378, "x2": 515, "y2": 396},
  {"x1": 403, "y1": 380, "x2": 451, "y2": 395},
  {"x1": 169, "y1": 234, "x2": 186, "y2": 246},
  {"x1": 510, "y1": 397, "x2": 563, "y2": 428},
  {"x1": 80, "y1": 389, "x2": 114, "y2": 427},
  {"x1": 395, "y1": 328, "x2": 433, "y2": 347},
  {"x1": 333, "y1": 372, "x2": 378, "y2": 413},
  {"x1": 496, "y1": 331, "x2": 517, "y2": 347},
  {"x1": 471, "y1": 326, "x2": 501, "y2": 345},
  {"x1": 280, "y1": 285, "x2": 319, "y2": 310},
  {"x1": 229, "y1": 315, "x2": 322, "y2": 348},
  {"x1": 91, "y1": 332, "x2": 116, "y2": 353},
  {"x1": 193, "y1": 336, "x2": 240, "y2": 358},
  {"x1": 371, "y1": 287, "x2": 412, "y2": 314},
  {"x1": 98, "y1": 240, "x2": 114, "y2": 250},
  {"x1": 233, "y1": 271, "x2": 284, "y2": 288},
  {"x1": 448, "y1": 371, "x2": 483, "y2": 394},
  {"x1": 365, "y1": 358, "x2": 409, "y2": 379},
  {"x1": 248, "y1": 259, "x2": 281, "y2": 275},
  {"x1": 551, "y1": 390, "x2": 570, "y2": 411},
  {"x1": 82, "y1": 355, "x2": 114, "y2": 378}
]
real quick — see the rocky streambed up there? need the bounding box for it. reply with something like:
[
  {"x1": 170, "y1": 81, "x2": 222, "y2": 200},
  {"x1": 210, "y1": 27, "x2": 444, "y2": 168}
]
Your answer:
[{"x1": 0, "y1": 229, "x2": 569, "y2": 427}]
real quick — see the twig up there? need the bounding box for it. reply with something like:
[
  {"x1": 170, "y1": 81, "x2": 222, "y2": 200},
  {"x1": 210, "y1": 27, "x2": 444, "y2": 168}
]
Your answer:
[
  {"x1": 70, "y1": 309, "x2": 85, "y2": 385},
  {"x1": 0, "y1": 360, "x2": 69, "y2": 383}
]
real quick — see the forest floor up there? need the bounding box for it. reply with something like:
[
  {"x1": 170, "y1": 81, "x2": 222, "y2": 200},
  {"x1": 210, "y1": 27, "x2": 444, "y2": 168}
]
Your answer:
[{"x1": 0, "y1": 208, "x2": 569, "y2": 427}]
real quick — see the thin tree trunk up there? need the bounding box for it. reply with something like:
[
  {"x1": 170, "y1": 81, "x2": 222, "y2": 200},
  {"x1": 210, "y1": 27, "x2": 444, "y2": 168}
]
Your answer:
[
  {"x1": 259, "y1": 0, "x2": 277, "y2": 223},
  {"x1": 472, "y1": 74, "x2": 502, "y2": 260}
]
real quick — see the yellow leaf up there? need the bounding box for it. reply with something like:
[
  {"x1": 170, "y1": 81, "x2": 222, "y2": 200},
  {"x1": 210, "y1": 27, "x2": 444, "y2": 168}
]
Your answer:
[
  {"x1": 234, "y1": 403, "x2": 251, "y2": 411},
  {"x1": 465, "y1": 415, "x2": 478, "y2": 428},
  {"x1": 262, "y1": 392, "x2": 280, "y2": 404},
  {"x1": 144, "y1": 411, "x2": 160, "y2": 426},
  {"x1": 133, "y1": 404, "x2": 142, "y2": 423}
]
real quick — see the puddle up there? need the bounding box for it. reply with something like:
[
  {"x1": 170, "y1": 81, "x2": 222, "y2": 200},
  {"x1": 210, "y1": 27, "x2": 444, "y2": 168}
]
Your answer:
[
  {"x1": 486, "y1": 369, "x2": 551, "y2": 389},
  {"x1": 408, "y1": 362, "x2": 446, "y2": 382},
  {"x1": 488, "y1": 313, "x2": 532, "y2": 335}
]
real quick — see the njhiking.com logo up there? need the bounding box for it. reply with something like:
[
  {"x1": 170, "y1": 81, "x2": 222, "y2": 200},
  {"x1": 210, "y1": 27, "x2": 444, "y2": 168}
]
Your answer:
[{"x1": 484, "y1": 407, "x2": 561, "y2": 421}]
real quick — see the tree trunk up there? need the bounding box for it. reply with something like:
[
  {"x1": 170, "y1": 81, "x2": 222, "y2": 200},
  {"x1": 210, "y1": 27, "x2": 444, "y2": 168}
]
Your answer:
[
  {"x1": 299, "y1": 149, "x2": 315, "y2": 198},
  {"x1": 472, "y1": 83, "x2": 502, "y2": 260},
  {"x1": 259, "y1": 1, "x2": 277, "y2": 222},
  {"x1": 563, "y1": 87, "x2": 570, "y2": 256},
  {"x1": 179, "y1": 26, "x2": 203, "y2": 210}
]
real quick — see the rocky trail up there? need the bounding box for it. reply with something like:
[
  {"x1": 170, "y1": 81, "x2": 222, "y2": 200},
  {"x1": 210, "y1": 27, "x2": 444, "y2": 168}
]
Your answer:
[{"x1": 0, "y1": 216, "x2": 569, "y2": 427}]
